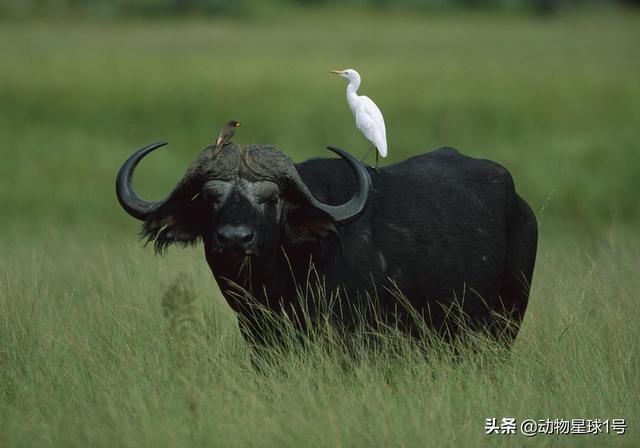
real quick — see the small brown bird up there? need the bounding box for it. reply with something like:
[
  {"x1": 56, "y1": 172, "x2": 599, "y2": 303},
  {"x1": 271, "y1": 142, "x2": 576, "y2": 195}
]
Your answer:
[{"x1": 212, "y1": 120, "x2": 241, "y2": 157}]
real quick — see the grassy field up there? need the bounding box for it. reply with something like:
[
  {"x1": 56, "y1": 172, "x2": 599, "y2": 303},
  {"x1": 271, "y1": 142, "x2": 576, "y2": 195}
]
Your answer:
[{"x1": 1, "y1": 10, "x2": 639, "y2": 447}]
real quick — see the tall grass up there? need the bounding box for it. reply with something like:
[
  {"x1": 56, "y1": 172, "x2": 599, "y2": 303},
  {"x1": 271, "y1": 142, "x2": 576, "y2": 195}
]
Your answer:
[{"x1": 1, "y1": 230, "x2": 638, "y2": 446}]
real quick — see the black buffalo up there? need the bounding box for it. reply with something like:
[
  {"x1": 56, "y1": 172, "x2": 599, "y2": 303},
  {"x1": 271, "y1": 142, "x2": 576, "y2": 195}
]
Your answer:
[{"x1": 116, "y1": 142, "x2": 537, "y2": 345}]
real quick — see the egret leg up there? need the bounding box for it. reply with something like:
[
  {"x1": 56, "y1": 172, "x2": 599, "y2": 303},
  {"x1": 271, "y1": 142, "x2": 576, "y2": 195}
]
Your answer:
[{"x1": 361, "y1": 146, "x2": 374, "y2": 164}]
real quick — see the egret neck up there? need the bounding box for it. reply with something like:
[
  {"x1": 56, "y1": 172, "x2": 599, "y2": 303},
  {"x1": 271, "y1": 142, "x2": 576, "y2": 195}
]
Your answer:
[{"x1": 345, "y1": 72, "x2": 362, "y2": 116}]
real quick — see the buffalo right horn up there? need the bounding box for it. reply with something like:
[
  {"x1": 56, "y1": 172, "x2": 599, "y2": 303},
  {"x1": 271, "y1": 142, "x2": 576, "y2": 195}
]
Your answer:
[{"x1": 285, "y1": 146, "x2": 372, "y2": 224}]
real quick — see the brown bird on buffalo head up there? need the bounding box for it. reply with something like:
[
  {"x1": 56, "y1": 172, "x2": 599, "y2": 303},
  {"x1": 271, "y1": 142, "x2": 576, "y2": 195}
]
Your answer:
[{"x1": 212, "y1": 120, "x2": 241, "y2": 157}]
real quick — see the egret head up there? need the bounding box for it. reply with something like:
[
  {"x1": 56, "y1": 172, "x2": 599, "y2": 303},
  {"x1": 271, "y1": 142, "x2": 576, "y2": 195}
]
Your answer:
[{"x1": 330, "y1": 68, "x2": 361, "y2": 84}]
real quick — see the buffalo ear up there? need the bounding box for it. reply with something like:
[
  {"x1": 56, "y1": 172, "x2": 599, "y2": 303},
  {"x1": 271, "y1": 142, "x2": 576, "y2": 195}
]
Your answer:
[
  {"x1": 141, "y1": 202, "x2": 203, "y2": 253},
  {"x1": 285, "y1": 204, "x2": 337, "y2": 245}
]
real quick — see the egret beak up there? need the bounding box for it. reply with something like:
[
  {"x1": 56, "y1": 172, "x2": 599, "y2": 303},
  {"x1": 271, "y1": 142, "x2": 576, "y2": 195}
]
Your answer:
[{"x1": 329, "y1": 70, "x2": 344, "y2": 75}]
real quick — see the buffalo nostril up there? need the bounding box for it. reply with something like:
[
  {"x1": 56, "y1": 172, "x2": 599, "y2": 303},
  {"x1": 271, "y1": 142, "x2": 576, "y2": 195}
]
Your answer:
[
  {"x1": 216, "y1": 229, "x2": 229, "y2": 243},
  {"x1": 240, "y1": 230, "x2": 255, "y2": 244},
  {"x1": 216, "y1": 225, "x2": 254, "y2": 247}
]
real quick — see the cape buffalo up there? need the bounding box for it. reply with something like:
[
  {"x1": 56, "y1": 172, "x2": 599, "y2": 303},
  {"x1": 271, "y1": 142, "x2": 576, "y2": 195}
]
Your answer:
[{"x1": 116, "y1": 142, "x2": 537, "y2": 346}]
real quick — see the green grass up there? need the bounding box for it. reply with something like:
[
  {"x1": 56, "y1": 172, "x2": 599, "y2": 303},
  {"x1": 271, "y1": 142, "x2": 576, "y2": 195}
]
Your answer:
[
  {"x1": 1, "y1": 10, "x2": 639, "y2": 447},
  {"x1": 1, "y1": 228, "x2": 638, "y2": 446}
]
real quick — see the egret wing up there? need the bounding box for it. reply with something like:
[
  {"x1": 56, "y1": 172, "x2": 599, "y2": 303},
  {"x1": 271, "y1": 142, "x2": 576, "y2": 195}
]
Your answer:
[{"x1": 359, "y1": 95, "x2": 387, "y2": 157}]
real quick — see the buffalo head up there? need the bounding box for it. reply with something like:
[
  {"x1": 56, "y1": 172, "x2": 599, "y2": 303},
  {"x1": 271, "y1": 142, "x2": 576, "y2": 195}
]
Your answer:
[{"x1": 116, "y1": 142, "x2": 371, "y2": 276}]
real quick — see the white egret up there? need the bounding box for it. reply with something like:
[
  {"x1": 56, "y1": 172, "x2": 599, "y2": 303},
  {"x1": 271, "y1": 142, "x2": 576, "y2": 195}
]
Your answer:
[{"x1": 330, "y1": 68, "x2": 387, "y2": 168}]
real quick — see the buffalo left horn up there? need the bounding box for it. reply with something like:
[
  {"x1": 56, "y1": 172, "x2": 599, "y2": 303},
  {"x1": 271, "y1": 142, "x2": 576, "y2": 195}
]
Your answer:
[{"x1": 116, "y1": 142, "x2": 199, "y2": 221}]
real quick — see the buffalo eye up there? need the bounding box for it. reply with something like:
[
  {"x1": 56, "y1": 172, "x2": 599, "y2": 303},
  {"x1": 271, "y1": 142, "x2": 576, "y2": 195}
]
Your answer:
[
  {"x1": 201, "y1": 190, "x2": 222, "y2": 207},
  {"x1": 202, "y1": 179, "x2": 231, "y2": 206},
  {"x1": 257, "y1": 194, "x2": 279, "y2": 206},
  {"x1": 202, "y1": 180, "x2": 231, "y2": 206}
]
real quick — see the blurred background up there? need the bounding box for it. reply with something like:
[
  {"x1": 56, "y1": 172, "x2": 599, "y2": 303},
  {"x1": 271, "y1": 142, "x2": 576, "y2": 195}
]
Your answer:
[
  {"x1": 2, "y1": 0, "x2": 640, "y2": 17},
  {"x1": 1, "y1": 0, "x2": 638, "y2": 240}
]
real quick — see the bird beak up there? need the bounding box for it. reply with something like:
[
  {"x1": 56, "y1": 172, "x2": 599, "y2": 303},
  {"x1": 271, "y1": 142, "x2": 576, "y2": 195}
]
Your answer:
[
  {"x1": 329, "y1": 70, "x2": 344, "y2": 75},
  {"x1": 235, "y1": 123, "x2": 241, "y2": 127}
]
